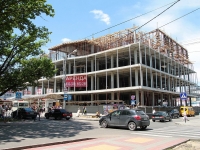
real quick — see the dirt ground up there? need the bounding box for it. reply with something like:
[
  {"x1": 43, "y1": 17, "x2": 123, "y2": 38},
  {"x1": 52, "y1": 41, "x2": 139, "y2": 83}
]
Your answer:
[{"x1": 171, "y1": 140, "x2": 200, "y2": 150}]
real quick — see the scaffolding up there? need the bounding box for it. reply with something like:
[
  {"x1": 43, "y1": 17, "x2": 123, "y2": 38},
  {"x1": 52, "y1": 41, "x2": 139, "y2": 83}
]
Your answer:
[{"x1": 49, "y1": 27, "x2": 192, "y2": 65}]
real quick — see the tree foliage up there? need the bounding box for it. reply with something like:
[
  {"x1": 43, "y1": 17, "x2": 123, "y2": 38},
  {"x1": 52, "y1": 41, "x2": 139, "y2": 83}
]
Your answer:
[{"x1": 0, "y1": 0, "x2": 56, "y2": 96}]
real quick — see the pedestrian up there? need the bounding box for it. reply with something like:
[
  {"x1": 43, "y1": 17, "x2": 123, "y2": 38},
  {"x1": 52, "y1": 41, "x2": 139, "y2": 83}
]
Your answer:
[
  {"x1": 183, "y1": 111, "x2": 189, "y2": 123},
  {"x1": 152, "y1": 109, "x2": 156, "y2": 114},
  {"x1": 36, "y1": 107, "x2": 41, "y2": 121},
  {"x1": 0, "y1": 105, "x2": 5, "y2": 123},
  {"x1": 82, "y1": 106, "x2": 85, "y2": 115},
  {"x1": 84, "y1": 106, "x2": 87, "y2": 115}
]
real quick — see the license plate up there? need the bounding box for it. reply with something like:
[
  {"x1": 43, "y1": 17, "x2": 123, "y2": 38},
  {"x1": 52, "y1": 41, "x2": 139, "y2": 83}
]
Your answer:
[
  {"x1": 143, "y1": 118, "x2": 147, "y2": 120},
  {"x1": 30, "y1": 112, "x2": 34, "y2": 114},
  {"x1": 67, "y1": 116, "x2": 70, "y2": 118},
  {"x1": 155, "y1": 117, "x2": 159, "y2": 118}
]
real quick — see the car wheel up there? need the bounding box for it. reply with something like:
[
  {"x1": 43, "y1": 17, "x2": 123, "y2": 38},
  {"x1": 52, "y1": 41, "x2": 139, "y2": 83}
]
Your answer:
[
  {"x1": 177, "y1": 115, "x2": 180, "y2": 118},
  {"x1": 140, "y1": 126, "x2": 147, "y2": 130},
  {"x1": 169, "y1": 118, "x2": 172, "y2": 121},
  {"x1": 66, "y1": 118, "x2": 70, "y2": 120},
  {"x1": 128, "y1": 122, "x2": 137, "y2": 131},
  {"x1": 101, "y1": 120, "x2": 108, "y2": 128},
  {"x1": 46, "y1": 116, "x2": 49, "y2": 119},
  {"x1": 152, "y1": 120, "x2": 155, "y2": 122}
]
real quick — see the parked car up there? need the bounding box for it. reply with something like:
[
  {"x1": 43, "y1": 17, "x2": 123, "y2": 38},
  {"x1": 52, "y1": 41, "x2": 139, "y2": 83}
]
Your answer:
[
  {"x1": 45, "y1": 109, "x2": 72, "y2": 120},
  {"x1": 152, "y1": 111, "x2": 172, "y2": 122},
  {"x1": 12, "y1": 108, "x2": 37, "y2": 119},
  {"x1": 99, "y1": 109, "x2": 150, "y2": 131},
  {"x1": 167, "y1": 109, "x2": 180, "y2": 118}
]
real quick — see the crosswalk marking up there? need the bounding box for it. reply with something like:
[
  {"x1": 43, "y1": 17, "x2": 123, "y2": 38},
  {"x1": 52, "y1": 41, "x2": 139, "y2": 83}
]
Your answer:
[{"x1": 131, "y1": 126, "x2": 200, "y2": 139}]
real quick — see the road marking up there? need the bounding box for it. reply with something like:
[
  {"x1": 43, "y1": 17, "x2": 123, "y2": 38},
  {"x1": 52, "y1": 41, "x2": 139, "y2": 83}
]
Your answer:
[{"x1": 131, "y1": 133, "x2": 172, "y2": 137}]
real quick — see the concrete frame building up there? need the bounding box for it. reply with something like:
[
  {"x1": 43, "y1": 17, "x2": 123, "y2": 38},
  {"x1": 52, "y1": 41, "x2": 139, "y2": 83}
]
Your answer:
[{"x1": 36, "y1": 27, "x2": 199, "y2": 107}]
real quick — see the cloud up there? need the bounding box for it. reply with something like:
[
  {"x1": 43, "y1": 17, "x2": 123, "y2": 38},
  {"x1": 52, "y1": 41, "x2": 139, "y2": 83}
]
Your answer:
[
  {"x1": 90, "y1": 9, "x2": 110, "y2": 25},
  {"x1": 61, "y1": 38, "x2": 71, "y2": 43}
]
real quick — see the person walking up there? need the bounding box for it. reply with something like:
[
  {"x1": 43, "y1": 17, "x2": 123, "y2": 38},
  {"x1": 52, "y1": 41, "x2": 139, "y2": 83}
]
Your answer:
[
  {"x1": 0, "y1": 105, "x2": 5, "y2": 123},
  {"x1": 36, "y1": 107, "x2": 41, "y2": 121},
  {"x1": 183, "y1": 110, "x2": 189, "y2": 123}
]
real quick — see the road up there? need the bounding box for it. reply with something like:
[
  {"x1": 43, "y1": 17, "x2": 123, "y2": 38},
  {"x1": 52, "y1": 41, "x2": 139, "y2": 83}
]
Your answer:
[{"x1": 0, "y1": 117, "x2": 199, "y2": 149}]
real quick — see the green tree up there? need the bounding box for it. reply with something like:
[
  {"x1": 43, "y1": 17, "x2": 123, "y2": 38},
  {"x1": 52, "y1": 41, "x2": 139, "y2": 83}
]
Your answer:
[{"x1": 0, "y1": 0, "x2": 56, "y2": 96}]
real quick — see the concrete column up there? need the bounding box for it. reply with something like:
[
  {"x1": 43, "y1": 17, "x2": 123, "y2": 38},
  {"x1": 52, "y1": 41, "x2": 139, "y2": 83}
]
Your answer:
[
  {"x1": 141, "y1": 91, "x2": 144, "y2": 106},
  {"x1": 161, "y1": 93, "x2": 163, "y2": 106},
  {"x1": 140, "y1": 69, "x2": 143, "y2": 86},
  {"x1": 68, "y1": 61, "x2": 71, "y2": 74},
  {"x1": 150, "y1": 55, "x2": 152, "y2": 67},
  {"x1": 111, "y1": 72, "x2": 114, "y2": 89},
  {"x1": 111, "y1": 55, "x2": 114, "y2": 68},
  {"x1": 135, "y1": 69, "x2": 138, "y2": 86},
  {"x1": 54, "y1": 78, "x2": 56, "y2": 93},
  {"x1": 96, "y1": 60, "x2": 99, "y2": 71},
  {"x1": 91, "y1": 60, "x2": 94, "y2": 72},
  {"x1": 152, "y1": 92, "x2": 155, "y2": 106},
  {"x1": 91, "y1": 94, "x2": 94, "y2": 101},
  {"x1": 116, "y1": 54, "x2": 118, "y2": 67},
  {"x1": 91, "y1": 76, "x2": 94, "y2": 90},
  {"x1": 97, "y1": 77, "x2": 99, "y2": 90},
  {"x1": 168, "y1": 94, "x2": 170, "y2": 106},
  {"x1": 136, "y1": 90, "x2": 139, "y2": 105},
  {"x1": 134, "y1": 50, "x2": 137, "y2": 64},
  {"x1": 168, "y1": 77, "x2": 170, "y2": 91},
  {"x1": 97, "y1": 94, "x2": 99, "y2": 100},
  {"x1": 160, "y1": 76, "x2": 162, "y2": 89},
  {"x1": 91, "y1": 44, "x2": 94, "y2": 53},
  {"x1": 151, "y1": 73, "x2": 153, "y2": 88},
  {"x1": 117, "y1": 71, "x2": 119, "y2": 88},
  {"x1": 111, "y1": 92, "x2": 114, "y2": 100},
  {"x1": 74, "y1": 95, "x2": 76, "y2": 101}
]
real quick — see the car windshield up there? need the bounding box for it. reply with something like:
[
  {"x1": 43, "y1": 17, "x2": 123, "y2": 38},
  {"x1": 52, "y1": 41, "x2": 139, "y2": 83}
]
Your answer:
[
  {"x1": 24, "y1": 108, "x2": 33, "y2": 112},
  {"x1": 154, "y1": 112, "x2": 165, "y2": 115},
  {"x1": 60, "y1": 109, "x2": 66, "y2": 113}
]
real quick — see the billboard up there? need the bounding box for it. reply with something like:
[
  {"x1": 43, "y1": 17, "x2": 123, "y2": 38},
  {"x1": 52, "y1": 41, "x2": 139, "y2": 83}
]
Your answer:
[{"x1": 66, "y1": 75, "x2": 87, "y2": 87}]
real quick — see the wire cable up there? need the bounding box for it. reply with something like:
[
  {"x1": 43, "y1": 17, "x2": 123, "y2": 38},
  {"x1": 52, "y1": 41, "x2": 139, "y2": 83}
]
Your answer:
[
  {"x1": 84, "y1": 0, "x2": 179, "y2": 39},
  {"x1": 158, "y1": 7, "x2": 200, "y2": 29}
]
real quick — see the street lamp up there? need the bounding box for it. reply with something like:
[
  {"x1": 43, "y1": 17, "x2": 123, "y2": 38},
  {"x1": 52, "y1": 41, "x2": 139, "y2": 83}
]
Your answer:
[{"x1": 63, "y1": 49, "x2": 77, "y2": 109}]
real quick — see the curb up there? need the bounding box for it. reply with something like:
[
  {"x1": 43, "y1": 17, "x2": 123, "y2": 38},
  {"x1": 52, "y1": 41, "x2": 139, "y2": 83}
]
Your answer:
[
  {"x1": 163, "y1": 139, "x2": 190, "y2": 150},
  {"x1": 2, "y1": 138, "x2": 95, "y2": 150}
]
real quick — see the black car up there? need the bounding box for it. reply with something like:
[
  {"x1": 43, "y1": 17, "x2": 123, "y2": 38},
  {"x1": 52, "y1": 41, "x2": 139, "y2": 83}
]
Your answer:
[
  {"x1": 12, "y1": 108, "x2": 37, "y2": 119},
  {"x1": 167, "y1": 109, "x2": 180, "y2": 118},
  {"x1": 152, "y1": 111, "x2": 172, "y2": 122},
  {"x1": 99, "y1": 109, "x2": 150, "y2": 131},
  {"x1": 45, "y1": 109, "x2": 72, "y2": 120}
]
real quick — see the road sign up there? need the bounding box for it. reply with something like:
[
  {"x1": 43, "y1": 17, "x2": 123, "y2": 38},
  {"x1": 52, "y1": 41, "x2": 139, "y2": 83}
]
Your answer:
[
  {"x1": 64, "y1": 94, "x2": 72, "y2": 101},
  {"x1": 180, "y1": 92, "x2": 187, "y2": 100},
  {"x1": 15, "y1": 92, "x2": 22, "y2": 99},
  {"x1": 64, "y1": 94, "x2": 68, "y2": 100}
]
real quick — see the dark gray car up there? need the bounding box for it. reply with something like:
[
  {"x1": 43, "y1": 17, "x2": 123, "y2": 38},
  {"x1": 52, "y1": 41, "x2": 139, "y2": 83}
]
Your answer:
[{"x1": 99, "y1": 109, "x2": 150, "y2": 131}]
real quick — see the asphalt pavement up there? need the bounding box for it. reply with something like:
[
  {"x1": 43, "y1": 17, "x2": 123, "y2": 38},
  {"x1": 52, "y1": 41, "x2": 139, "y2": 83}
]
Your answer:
[{"x1": 1, "y1": 113, "x2": 200, "y2": 150}]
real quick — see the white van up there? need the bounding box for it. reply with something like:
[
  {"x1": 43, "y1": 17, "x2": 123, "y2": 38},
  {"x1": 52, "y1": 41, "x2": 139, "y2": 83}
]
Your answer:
[{"x1": 12, "y1": 101, "x2": 29, "y2": 111}]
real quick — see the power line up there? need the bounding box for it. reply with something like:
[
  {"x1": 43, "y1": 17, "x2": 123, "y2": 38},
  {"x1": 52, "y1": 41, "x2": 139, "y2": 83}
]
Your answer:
[
  {"x1": 89, "y1": 0, "x2": 179, "y2": 47},
  {"x1": 84, "y1": 0, "x2": 179, "y2": 39},
  {"x1": 136, "y1": 0, "x2": 180, "y2": 31},
  {"x1": 158, "y1": 7, "x2": 200, "y2": 29}
]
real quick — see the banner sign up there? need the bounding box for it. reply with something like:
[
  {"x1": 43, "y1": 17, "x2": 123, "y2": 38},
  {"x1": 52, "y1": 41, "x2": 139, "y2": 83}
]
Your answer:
[{"x1": 66, "y1": 75, "x2": 87, "y2": 87}]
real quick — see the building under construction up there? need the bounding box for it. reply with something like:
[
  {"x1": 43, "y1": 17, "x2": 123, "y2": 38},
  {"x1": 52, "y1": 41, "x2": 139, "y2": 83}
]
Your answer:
[{"x1": 37, "y1": 27, "x2": 199, "y2": 106}]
